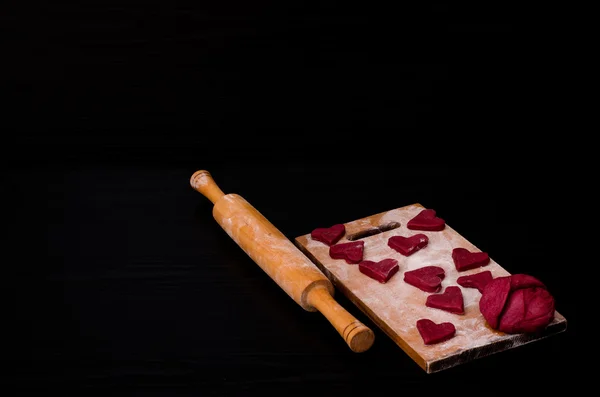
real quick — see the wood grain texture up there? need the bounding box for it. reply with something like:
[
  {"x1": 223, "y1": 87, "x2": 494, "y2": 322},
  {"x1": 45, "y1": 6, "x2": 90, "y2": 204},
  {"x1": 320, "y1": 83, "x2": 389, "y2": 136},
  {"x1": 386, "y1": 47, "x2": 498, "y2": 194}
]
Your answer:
[{"x1": 295, "y1": 203, "x2": 568, "y2": 373}]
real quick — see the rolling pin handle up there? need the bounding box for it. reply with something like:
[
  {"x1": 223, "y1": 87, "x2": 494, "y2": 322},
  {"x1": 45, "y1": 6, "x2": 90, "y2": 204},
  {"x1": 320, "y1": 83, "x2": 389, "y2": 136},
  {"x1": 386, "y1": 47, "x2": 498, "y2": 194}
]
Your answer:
[
  {"x1": 307, "y1": 286, "x2": 375, "y2": 353},
  {"x1": 190, "y1": 170, "x2": 226, "y2": 204}
]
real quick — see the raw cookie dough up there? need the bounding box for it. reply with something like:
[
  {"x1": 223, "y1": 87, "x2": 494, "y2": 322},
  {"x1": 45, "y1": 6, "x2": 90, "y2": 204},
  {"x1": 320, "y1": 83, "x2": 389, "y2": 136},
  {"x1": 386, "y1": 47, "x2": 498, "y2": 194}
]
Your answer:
[
  {"x1": 404, "y1": 265, "x2": 445, "y2": 293},
  {"x1": 416, "y1": 319, "x2": 456, "y2": 345},
  {"x1": 457, "y1": 270, "x2": 493, "y2": 293},
  {"x1": 426, "y1": 286, "x2": 465, "y2": 314},
  {"x1": 452, "y1": 247, "x2": 490, "y2": 272},
  {"x1": 388, "y1": 234, "x2": 429, "y2": 256},
  {"x1": 329, "y1": 241, "x2": 364, "y2": 264},
  {"x1": 311, "y1": 224, "x2": 345, "y2": 246},
  {"x1": 407, "y1": 209, "x2": 445, "y2": 231},
  {"x1": 358, "y1": 258, "x2": 399, "y2": 283},
  {"x1": 479, "y1": 274, "x2": 555, "y2": 334}
]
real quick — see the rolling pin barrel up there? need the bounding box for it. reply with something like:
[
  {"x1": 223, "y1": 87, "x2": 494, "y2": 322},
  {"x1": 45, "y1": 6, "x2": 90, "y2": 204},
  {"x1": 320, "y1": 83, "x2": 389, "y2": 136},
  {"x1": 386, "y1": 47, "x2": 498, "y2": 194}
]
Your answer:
[{"x1": 190, "y1": 170, "x2": 375, "y2": 353}]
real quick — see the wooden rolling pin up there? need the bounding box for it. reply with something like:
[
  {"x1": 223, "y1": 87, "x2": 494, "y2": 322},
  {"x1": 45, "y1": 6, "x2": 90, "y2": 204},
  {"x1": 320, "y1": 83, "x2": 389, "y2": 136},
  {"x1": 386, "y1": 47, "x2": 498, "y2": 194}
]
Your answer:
[{"x1": 190, "y1": 170, "x2": 375, "y2": 353}]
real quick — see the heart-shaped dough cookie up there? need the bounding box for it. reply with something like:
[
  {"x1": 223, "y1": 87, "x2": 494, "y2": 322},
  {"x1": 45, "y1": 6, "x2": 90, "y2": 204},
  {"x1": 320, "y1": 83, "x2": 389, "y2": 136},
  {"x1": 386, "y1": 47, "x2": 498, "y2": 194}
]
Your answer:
[
  {"x1": 416, "y1": 318, "x2": 456, "y2": 345},
  {"x1": 407, "y1": 209, "x2": 445, "y2": 231},
  {"x1": 403, "y1": 265, "x2": 445, "y2": 293},
  {"x1": 457, "y1": 270, "x2": 493, "y2": 293},
  {"x1": 358, "y1": 258, "x2": 399, "y2": 283},
  {"x1": 329, "y1": 240, "x2": 364, "y2": 264},
  {"x1": 426, "y1": 286, "x2": 465, "y2": 314},
  {"x1": 388, "y1": 234, "x2": 429, "y2": 256},
  {"x1": 311, "y1": 224, "x2": 345, "y2": 246},
  {"x1": 452, "y1": 247, "x2": 490, "y2": 272}
]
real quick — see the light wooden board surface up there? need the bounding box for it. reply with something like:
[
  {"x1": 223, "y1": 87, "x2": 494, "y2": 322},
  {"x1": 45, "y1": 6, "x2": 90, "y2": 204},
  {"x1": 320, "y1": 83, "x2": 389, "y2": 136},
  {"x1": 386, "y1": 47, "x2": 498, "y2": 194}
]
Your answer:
[{"x1": 294, "y1": 203, "x2": 567, "y2": 373}]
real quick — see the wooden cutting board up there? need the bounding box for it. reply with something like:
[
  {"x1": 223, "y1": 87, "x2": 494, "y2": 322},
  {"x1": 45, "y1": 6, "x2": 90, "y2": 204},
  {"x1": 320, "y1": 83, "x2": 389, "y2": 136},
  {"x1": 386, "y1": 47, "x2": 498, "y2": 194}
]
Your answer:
[{"x1": 294, "y1": 203, "x2": 567, "y2": 373}]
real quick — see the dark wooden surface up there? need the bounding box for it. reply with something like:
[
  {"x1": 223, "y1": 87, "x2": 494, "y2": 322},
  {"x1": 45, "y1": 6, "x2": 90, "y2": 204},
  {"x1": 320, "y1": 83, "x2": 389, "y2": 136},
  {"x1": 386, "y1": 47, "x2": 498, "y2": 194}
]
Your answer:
[{"x1": 3, "y1": 1, "x2": 579, "y2": 396}]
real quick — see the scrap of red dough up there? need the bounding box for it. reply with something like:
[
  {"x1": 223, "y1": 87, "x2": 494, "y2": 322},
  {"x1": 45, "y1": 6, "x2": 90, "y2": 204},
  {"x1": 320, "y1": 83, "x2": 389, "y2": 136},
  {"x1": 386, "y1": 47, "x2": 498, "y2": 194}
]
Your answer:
[
  {"x1": 452, "y1": 247, "x2": 490, "y2": 272},
  {"x1": 479, "y1": 274, "x2": 556, "y2": 334},
  {"x1": 403, "y1": 265, "x2": 445, "y2": 293},
  {"x1": 311, "y1": 224, "x2": 345, "y2": 246},
  {"x1": 479, "y1": 276, "x2": 511, "y2": 329},
  {"x1": 457, "y1": 270, "x2": 494, "y2": 293},
  {"x1": 358, "y1": 259, "x2": 399, "y2": 283},
  {"x1": 416, "y1": 319, "x2": 456, "y2": 345},
  {"x1": 406, "y1": 209, "x2": 445, "y2": 231},
  {"x1": 387, "y1": 234, "x2": 429, "y2": 256},
  {"x1": 329, "y1": 240, "x2": 365, "y2": 264},
  {"x1": 426, "y1": 286, "x2": 465, "y2": 314}
]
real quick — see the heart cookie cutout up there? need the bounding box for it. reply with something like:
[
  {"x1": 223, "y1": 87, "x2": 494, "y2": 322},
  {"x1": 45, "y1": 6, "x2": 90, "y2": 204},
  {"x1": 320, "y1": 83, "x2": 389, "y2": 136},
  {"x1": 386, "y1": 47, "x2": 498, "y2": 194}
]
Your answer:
[
  {"x1": 457, "y1": 270, "x2": 494, "y2": 293},
  {"x1": 311, "y1": 223, "x2": 345, "y2": 246},
  {"x1": 329, "y1": 240, "x2": 364, "y2": 264},
  {"x1": 416, "y1": 319, "x2": 456, "y2": 345},
  {"x1": 388, "y1": 234, "x2": 429, "y2": 256},
  {"x1": 358, "y1": 258, "x2": 399, "y2": 283},
  {"x1": 452, "y1": 247, "x2": 490, "y2": 271},
  {"x1": 426, "y1": 286, "x2": 465, "y2": 314},
  {"x1": 403, "y1": 265, "x2": 445, "y2": 293},
  {"x1": 407, "y1": 209, "x2": 445, "y2": 231}
]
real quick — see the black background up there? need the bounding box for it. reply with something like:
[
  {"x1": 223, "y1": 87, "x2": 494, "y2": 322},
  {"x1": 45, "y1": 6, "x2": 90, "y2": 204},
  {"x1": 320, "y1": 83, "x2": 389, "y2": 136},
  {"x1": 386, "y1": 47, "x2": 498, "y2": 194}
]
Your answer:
[{"x1": 4, "y1": 1, "x2": 580, "y2": 396}]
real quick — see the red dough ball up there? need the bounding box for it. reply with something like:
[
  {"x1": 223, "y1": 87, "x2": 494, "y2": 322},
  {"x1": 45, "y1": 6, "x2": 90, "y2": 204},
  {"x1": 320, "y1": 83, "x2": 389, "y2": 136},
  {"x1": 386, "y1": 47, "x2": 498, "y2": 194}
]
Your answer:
[{"x1": 479, "y1": 274, "x2": 555, "y2": 334}]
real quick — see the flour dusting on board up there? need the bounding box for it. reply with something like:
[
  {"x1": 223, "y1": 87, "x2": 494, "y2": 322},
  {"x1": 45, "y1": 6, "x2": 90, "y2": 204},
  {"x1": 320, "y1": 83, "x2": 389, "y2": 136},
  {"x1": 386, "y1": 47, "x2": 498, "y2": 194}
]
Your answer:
[{"x1": 295, "y1": 203, "x2": 567, "y2": 370}]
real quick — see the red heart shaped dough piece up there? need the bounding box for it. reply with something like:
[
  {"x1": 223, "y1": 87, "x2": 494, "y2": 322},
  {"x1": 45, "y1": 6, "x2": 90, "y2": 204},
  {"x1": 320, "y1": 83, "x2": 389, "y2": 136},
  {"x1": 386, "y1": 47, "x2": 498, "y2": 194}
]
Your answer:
[
  {"x1": 403, "y1": 265, "x2": 445, "y2": 293},
  {"x1": 387, "y1": 234, "x2": 429, "y2": 256},
  {"x1": 329, "y1": 240, "x2": 364, "y2": 264},
  {"x1": 416, "y1": 318, "x2": 456, "y2": 345},
  {"x1": 457, "y1": 270, "x2": 494, "y2": 293},
  {"x1": 407, "y1": 209, "x2": 445, "y2": 231},
  {"x1": 452, "y1": 247, "x2": 490, "y2": 271},
  {"x1": 311, "y1": 223, "x2": 345, "y2": 246},
  {"x1": 358, "y1": 258, "x2": 399, "y2": 283},
  {"x1": 426, "y1": 286, "x2": 465, "y2": 314}
]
